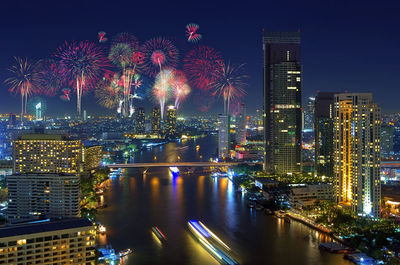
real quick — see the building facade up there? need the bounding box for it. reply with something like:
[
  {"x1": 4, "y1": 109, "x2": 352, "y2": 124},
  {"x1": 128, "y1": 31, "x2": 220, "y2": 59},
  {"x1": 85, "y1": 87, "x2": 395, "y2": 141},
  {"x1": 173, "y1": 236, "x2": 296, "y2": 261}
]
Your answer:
[
  {"x1": 135, "y1": 107, "x2": 146, "y2": 134},
  {"x1": 165, "y1": 106, "x2": 177, "y2": 139},
  {"x1": 236, "y1": 103, "x2": 247, "y2": 145},
  {"x1": 0, "y1": 218, "x2": 96, "y2": 265},
  {"x1": 13, "y1": 134, "x2": 82, "y2": 175},
  {"x1": 7, "y1": 174, "x2": 80, "y2": 222},
  {"x1": 83, "y1": 145, "x2": 103, "y2": 171},
  {"x1": 334, "y1": 93, "x2": 381, "y2": 217},
  {"x1": 218, "y1": 115, "x2": 230, "y2": 159},
  {"x1": 151, "y1": 107, "x2": 161, "y2": 136},
  {"x1": 263, "y1": 31, "x2": 302, "y2": 174},
  {"x1": 381, "y1": 124, "x2": 394, "y2": 159},
  {"x1": 315, "y1": 92, "x2": 337, "y2": 180},
  {"x1": 289, "y1": 183, "x2": 334, "y2": 207}
]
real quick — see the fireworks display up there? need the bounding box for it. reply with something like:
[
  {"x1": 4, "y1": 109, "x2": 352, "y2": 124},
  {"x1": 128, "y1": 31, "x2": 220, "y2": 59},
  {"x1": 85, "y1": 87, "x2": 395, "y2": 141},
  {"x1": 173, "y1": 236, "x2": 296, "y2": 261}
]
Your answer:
[
  {"x1": 212, "y1": 62, "x2": 248, "y2": 114},
  {"x1": 7, "y1": 28, "x2": 248, "y2": 117},
  {"x1": 170, "y1": 70, "x2": 191, "y2": 109},
  {"x1": 98, "y1": 31, "x2": 108, "y2": 43},
  {"x1": 153, "y1": 69, "x2": 174, "y2": 119},
  {"x1": 186, "y1": 24, "x2": 202, "y2": 43},
  {"x1": 5, "y1": 57, "x2": 40, "y2": 116},
  {"x1": 35, "y1": 58, "x2": 62, "y2": 97},
  {"x1": 55, "y1": 40, "x2": 110, "y2": 115},
  {"x1": 142, "y1": 38, "x2": 179, "y2": 77},
  {"x1": 183, "y1": 45, "x2": 224, "y2": 91}
]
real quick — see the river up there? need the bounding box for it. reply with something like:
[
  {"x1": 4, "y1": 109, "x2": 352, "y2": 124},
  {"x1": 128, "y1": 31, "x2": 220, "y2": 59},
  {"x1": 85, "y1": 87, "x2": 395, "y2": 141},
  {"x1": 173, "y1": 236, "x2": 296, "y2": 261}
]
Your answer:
[{"x1": 97, "y1": 135, "x2": 351, "y2": 265}]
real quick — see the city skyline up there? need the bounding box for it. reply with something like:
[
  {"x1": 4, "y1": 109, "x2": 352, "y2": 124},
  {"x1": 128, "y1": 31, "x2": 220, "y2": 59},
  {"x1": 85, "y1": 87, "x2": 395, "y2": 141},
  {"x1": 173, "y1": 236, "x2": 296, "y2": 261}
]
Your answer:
[{"x1": 0, "y1": 1, "x2": 399, "y2": 116}]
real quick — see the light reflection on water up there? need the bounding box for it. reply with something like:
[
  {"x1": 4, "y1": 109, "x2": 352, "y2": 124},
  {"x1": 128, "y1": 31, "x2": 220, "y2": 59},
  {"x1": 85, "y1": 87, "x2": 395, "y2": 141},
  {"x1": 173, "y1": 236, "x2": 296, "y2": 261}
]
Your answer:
[{"x1": 96, "y1": 136, "x2": 351, "y2": 265}]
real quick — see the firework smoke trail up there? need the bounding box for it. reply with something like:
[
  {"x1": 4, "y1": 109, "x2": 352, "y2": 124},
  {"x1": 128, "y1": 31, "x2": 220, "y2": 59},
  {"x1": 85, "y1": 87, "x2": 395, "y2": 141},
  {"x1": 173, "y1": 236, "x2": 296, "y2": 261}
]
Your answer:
[
  {"x1": 170, "y1": 70, "x2": 190, "y2": 109},
  {"x1": 212, "y1": 62, "x2": 248, "y2": 114},
  {"x1": 186, "y1": 24, "x2": 202, "y2": 43},
  {"x1": 109, "y1": 33, "x2": 142, "y2": 117},
  {"x1": 142, "y1": 37, "x2": 179, "y2": 77},
  {"x1": 55, "y1": 41, "x2": 110, "y2": 116},
  {"x1": 183, "y1": 45, "x2": 224, "y2": 91},
  {"x1": 153, "y1": 69, "x2": 173, "y2": 119},
  {"x1": 5, "y1": 57, "x2": 40, "y2": 118}
]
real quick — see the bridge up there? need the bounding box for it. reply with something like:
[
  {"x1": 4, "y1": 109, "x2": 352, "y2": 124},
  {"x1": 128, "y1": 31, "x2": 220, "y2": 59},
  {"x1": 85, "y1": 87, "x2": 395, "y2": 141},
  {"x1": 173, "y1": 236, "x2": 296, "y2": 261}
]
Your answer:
[{"x1": 107, "y1": 162, "x2": 243, "y2": 168}]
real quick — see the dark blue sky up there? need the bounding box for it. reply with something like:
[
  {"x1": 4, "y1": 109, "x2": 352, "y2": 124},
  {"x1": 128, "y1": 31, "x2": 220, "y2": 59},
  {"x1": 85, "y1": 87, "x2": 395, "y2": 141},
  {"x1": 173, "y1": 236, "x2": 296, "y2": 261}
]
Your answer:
[{"x1": 0, "y1": 0, "x2": 398, "y2": 116}]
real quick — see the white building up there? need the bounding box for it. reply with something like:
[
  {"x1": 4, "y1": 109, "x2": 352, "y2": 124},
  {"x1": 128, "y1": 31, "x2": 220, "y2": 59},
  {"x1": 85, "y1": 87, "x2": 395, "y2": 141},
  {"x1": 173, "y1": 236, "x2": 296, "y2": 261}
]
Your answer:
[
  {"x1": 218, "y1": 115, "x2": 230, "y2": 159},
  {"x1": 289, "y1": 183, "x2": 334, "y2": 207},
  {"x1": 7, "y1": 173, "x2": 80, "y2": 222},
  {"x1": 334, "y1": 93, "x2": 381, "y2": 217}
]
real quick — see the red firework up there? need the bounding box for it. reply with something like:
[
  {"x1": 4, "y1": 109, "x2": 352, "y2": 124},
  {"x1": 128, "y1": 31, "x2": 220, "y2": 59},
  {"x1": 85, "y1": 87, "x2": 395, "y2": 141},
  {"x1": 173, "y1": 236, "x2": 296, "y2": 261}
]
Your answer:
[
  {"x1": 186, "y1": 24, "x2": 202, "y2": 43},
  {"x1": 98, "y1": 31, "x2": 107, "y2": 43},
  {"x1": 142, "y1": 37, "x2": 179, "y2": 77},
  {"x1": 183, "y1": 45, "x2": 224, "y2": 91},
  {"x1": 35, "y1": 58, "x2": 62, "y2": 97},
  {"x1": 111, "y1": 32, "x2": 140, "y2": 51},
  {"x1": 55, "y1": 40, "x2": 110, "y2": 114}
]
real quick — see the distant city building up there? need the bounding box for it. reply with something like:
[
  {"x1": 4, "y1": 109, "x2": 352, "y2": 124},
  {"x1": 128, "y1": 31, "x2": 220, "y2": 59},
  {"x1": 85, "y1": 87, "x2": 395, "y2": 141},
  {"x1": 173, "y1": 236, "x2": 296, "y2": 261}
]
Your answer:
[
  {"x1": 381, "y1": 124, "x2": 394, "y2": 159},
  {"x1": 334, "y1": 93, "x2": 381, "y2": 217},
  {"x1": 218, "y1": 115, "x2": 230, "y2": 159},
  {"x1": 8, "y1": 113, "x2": 16, "y2": 127},
  {"x1": 0, "y1": 218, "x2": 96, "y2": 264},
  {"x1": 165, "y1": 106, "x2": 177, "y2": 139},
  {"x1": 151, "y1": 107, "x2": 161, "y2": 135},
  {"x1": 289, "y1": 183, "x2": 334, "y2": 207},
  {"x1": 315, "y1": 92, "x2": 337, "y2": 180},
  {"x1": 263, "y1": 31, "x2": 302, "y2": 174},
  {"x1": 13, "y1": 134, "x2": 82, "y2": 175},
  {"x1": 236, "y1": 103, "x2": 247, "y2": 145},
  {"x1": 135, "y1": 107, "x2": 146, "y2": 134},
  {"x1": 303, "y1": 96, "x2": 315, "y2": 131},
  {"x1": 84, "y1": 145, "x2": 103, "y2": 170},
  {"x1": 7, "y1": 173, "x2": 80, "y2": 222}
]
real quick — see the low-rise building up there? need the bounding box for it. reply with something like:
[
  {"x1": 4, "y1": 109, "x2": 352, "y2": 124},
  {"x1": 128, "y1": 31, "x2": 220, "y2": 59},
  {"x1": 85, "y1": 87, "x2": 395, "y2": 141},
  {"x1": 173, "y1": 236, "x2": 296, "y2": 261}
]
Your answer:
[
  {"x1": 0, "y1": 218, "x2": 96, "y2": 265},
  {"x1": 289, "y1": 183, "x2": 333, "y2": 208}
]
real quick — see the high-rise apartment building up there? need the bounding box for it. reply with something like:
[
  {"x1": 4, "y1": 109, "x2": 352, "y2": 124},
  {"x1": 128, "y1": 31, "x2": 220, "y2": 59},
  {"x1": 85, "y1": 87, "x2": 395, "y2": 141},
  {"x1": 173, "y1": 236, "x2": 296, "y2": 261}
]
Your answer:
[
  {"x1": 381, "y1": 124, "x2": 394, "y2": 159},
  {"x1": 218, "y1": 115, "x2": 230, "y2": 159},
  {"x1": 315, "y1": 92, "x2": 336, "y2": 180},
  {"x1": 135, "y1": 107, "x2": 146, "y2": 134},
  {"x1": 334, "y1": 93, "x2": 381, "y2": 217},
  {"x1": 236, "y1": 103, "x2": 247, "y2": 145},
  {"x1": 7, "y1": 173, "x2": 80, "y2": 222},
  {"x1": 151, "y1": 107, "x2": 161, "y2": 135},
  {"x1": 165, "y1": 106, "x2": 177, "y2": 139},
  {"x1": 0, "y1": 218, "x2": 96, "y2": 265},
  {"x1": 83, "y1": 145, "x2": 103, "y2": 170},
  {"x1": 263, "y1": 31, "x2": 302, "y2": 174},
  {"x1": 13, "y1": 134, "x2": 82, "y2": 175}
]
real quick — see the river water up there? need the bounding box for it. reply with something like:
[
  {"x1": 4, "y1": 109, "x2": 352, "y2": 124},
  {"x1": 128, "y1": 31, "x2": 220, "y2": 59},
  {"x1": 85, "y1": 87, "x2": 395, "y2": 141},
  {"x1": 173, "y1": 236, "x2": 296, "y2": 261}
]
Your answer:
[{"x1": 97, "y1": 135, "x2": 351, "y2": 265}]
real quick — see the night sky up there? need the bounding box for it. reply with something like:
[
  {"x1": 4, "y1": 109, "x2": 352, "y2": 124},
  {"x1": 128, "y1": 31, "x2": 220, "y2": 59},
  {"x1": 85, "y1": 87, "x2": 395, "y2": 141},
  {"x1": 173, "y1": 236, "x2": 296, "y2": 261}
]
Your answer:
[{"x1": 0, "y1": 0, "x2": 398, "y2": 116}]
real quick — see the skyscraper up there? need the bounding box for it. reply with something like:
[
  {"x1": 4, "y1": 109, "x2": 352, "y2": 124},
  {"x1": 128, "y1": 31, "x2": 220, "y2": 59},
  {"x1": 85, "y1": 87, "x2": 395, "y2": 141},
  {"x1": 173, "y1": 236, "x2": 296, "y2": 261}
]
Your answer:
[
  {"x1": 218, "y1": 114, "x2": 230, "y2": 159},
  {"x1": 263, "y1": 31, "x2": 302, "y2": 174},
  {"x1": 135, "y1": 107, "x2": 146, "y2": 134},
  {"x1": 334, "y1": 93, "x2": 381, "y2": 217},
  {"x1": 7, "y1": 173, "x2": 80, "y2": 222},
  {"x1": 315, "y1": 92, "x2": 336, "y2": 180},
  {"x1": 381, "y1": 123, "x2": 394, "y2": 159},
  {"x1": 236, "y1": 103, "x2": 247, "y2": 145},
  {"x1": 13, "y1": 134, "x2": 82, "y2": 175},
  {"x1": 151, "y1": 107, "x2": 161, "y2": 136},
  {"x1": 303, "y1": 97, "x2": 315, "y2": 131},
  {"x1": 165, "y1": 106, "x2": 177, "y2": 139}
]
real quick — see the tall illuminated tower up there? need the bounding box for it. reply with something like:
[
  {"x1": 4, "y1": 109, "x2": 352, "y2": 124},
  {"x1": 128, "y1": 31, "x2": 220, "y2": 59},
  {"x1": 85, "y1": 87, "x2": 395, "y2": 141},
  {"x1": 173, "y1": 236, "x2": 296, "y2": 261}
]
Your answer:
[
  {"x1": 151, "y1": 107, "x2": 161, "y2": 136},
  {"x1": 334, "y1": 93, "x2": 381, "y2": 217},
  {"x1": 218, "y1": 114, "x2": 230, "y2": 159},
  {"x1": 263, "y1": 31, "x2": 302, "y2": 174},
  {"x1": 165, "y1": 106, "x2": 177, "y2": 139},
  {"x1": 135, "y1": 107, "x2": 146, "y2": 134}
]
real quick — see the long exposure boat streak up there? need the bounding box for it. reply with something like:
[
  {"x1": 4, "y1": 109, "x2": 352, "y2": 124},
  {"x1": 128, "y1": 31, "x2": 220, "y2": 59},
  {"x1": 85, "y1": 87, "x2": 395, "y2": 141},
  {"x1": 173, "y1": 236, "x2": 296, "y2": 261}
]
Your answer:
[{"x1": 188, "y1": 220, "x2": 238, "y2": 265}]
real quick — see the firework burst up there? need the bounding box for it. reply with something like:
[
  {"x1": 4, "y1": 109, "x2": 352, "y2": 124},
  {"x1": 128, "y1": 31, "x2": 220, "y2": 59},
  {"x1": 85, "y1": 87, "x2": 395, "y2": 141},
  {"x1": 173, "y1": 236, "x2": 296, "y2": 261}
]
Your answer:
[
  {"x1": 98, "y1": 31, "x2": 108, "y2": 43},
  {"x1": 186, "y1": 23, "x2": 202, "y2": 43},
  {"x1": 142, "y1": 37, "x2": 179, "y2": 77},
  {"x1": 153, "y1": 69, "x2": 174, "y2": 119},
  {"x1": 170, "y1": 70, "x2": 190, "y2": 109},
  {"x1": 55, "y1": 40, "x2": 110, "y2": 115},
  {"x1": 95, "y1": 75, "x2": 123, "y2": 110},
  {"x1": 183, "y1": 45, "x2": 224, "y2": 91},
  {"x1": 212, "y1": 62, "x2": 248, "y2": 114},
  {"x1": 35, "y1": 58, "x2": 62, "y2": 97},
  {"x1": 109, "y1": 33, "x2": 142, "y2": 117},
  {"x1": 5, "y1": 57, "x2": 40, "y2": 116},
  {"x1": 60, "y1": 88, "x2": 71, "y2": 101}
]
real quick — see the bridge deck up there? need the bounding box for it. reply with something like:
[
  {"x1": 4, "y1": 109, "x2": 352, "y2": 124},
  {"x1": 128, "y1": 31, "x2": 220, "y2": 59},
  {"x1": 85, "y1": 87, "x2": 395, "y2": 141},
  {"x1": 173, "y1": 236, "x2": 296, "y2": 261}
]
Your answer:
[{"x1": 108, "y1": 162, "x2": 242, "y2": 168}]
